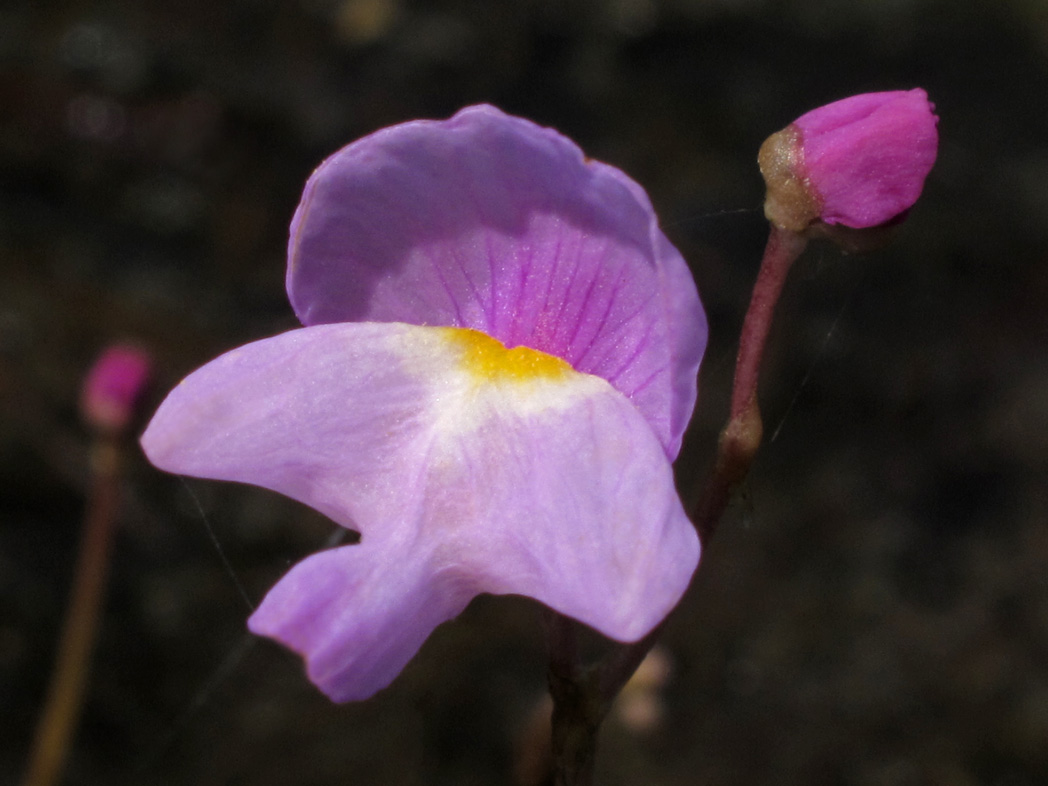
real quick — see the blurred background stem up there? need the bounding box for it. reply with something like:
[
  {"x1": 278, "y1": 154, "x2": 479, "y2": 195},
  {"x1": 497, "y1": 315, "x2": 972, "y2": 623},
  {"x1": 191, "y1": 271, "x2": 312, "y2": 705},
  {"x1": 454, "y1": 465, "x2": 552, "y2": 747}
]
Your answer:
[{"x1": 21, "y1": 440, "x2": 122, "y2": 786}]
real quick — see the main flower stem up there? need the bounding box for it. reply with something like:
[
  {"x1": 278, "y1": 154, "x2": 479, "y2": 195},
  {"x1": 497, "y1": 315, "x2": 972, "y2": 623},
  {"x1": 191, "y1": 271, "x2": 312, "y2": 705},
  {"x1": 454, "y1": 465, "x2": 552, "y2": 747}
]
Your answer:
[
  {"x1": 22, "y1": 440, "x2": 122, "y2": 786},
  {"x1": 545, "y1": 224, "x2": 807, "y2": 785},
  {"x1": 693, "y1": 223, "x2": 807, "y2": 543},
  {"x1": 545, "y1": 614, "x2": 601, "y2": 786}
]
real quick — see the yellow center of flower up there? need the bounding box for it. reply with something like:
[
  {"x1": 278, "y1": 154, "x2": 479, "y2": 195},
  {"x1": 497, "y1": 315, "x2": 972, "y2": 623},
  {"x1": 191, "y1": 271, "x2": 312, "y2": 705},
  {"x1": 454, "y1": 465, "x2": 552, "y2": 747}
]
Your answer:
[{"x1": 440, "y1": 327, "x2": 571, "y2": 382}]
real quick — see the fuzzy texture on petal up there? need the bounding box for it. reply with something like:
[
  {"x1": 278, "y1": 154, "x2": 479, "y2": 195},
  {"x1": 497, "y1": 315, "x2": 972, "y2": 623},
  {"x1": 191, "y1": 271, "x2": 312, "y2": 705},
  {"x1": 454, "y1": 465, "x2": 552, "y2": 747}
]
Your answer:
[
  {"x1": 794, "y1": 89, "x2": 939, "y2": 228},
  {"x1": 286, "y1": 105, "x2": 706, "y2": 458},
  {"x1": 141, "y1": 322, "x2": 699, "y2": 702}
]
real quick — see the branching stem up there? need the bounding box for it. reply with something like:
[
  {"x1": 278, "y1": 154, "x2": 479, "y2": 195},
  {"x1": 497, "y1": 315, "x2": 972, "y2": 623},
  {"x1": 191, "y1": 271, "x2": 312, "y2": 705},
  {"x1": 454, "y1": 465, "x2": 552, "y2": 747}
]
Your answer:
[{"x1": 22, "y1": 441, "x2": 122, "y2": 786}]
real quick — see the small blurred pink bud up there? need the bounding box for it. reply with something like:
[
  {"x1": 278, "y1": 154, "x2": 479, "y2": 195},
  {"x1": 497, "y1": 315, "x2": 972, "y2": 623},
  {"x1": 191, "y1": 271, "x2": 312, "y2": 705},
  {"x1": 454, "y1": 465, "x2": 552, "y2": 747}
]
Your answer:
[
  {"x1": 80, "y1": 344, "x2": 152, "y2": 435},
  {"x1": 759, "y1": 89, "x2": 939, "y2": 234}
]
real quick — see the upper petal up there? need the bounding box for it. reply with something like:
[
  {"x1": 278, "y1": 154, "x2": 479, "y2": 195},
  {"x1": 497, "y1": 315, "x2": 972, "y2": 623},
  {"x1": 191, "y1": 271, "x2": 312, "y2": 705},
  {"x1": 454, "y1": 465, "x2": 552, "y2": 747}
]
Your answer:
[
  {"x1": 142, "y1": 322, "x2": 699, "y2": 700},
  {"x1": 286, "y1": 104, "x2": 706, "y2": 457}
]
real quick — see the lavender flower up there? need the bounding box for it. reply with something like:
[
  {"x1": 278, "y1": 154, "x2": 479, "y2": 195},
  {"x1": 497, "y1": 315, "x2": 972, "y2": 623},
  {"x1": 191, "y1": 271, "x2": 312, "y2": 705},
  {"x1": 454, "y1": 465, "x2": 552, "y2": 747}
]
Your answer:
[
  {"x1": 759, "y1": 89, "x2": 939, "y2": 232},
  {"x1": 141, "y1": 106, "x2": 707, "y2": 702}
]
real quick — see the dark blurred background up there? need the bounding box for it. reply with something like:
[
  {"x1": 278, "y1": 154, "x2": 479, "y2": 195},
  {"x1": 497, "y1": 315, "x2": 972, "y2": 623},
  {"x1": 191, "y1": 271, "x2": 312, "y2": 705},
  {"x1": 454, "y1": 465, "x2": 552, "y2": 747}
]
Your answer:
[{"x1": 3, "y1": 0, "x2": 1048, "y2": 784}]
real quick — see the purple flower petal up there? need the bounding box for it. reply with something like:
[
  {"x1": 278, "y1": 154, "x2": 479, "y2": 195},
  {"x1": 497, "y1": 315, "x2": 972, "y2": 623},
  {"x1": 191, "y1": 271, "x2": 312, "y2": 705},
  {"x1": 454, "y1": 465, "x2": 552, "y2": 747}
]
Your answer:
[
  {"x1": 248, "y1": 543, "x2": 471, "y2": 702},
  {"x1": 286, "y1": 105, "x2": 706, "y2": 458},
  {"x1": 142, "y1": 322, "x2": 699, "y2": 701},
  {"x1": 795, "y1": 89, "x2": 939, "y2": 228}
]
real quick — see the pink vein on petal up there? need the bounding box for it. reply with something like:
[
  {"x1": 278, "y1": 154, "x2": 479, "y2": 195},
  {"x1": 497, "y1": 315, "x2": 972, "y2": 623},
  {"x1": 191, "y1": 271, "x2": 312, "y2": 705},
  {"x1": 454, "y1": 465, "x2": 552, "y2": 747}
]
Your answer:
[
  {"x1": 507, "y1": 239, "x2": 536, "y2": 347},
  {"x1": 448, "y1": 245, "x2": 488, "y2": 328},
  {"x1": 603, "y1": 318, "x2": 657, "y2": 385},
  {"x1": 424, "y1": 247, "x2": 467, "y2": 326},
  {"x1": 625, "y1": 364, "x2": 666, "y2": 399},
  {"x1": 564, "y1": 237, "x2": 613, "y2": 350},
  {"x1": 551, "y1": 240, "x2": 589, "y2": 349},
  {"x1": 569, "y1": 256, "x2": 627, "y2": 365}
]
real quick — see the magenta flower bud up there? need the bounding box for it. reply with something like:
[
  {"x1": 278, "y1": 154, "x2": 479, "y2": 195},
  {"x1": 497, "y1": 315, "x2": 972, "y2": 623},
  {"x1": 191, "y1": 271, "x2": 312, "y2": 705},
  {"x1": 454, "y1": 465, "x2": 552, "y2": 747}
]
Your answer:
[
  {"x1": 759, "y1": 89, "x2": 939, "y2": 233},
  {"x1": 80, "y1": 344, "x2": 152, "y2": 435}
]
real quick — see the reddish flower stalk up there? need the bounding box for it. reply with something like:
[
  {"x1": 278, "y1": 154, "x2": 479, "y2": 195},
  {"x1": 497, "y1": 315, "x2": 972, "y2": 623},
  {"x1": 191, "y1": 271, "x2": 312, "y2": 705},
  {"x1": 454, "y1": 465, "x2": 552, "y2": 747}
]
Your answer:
[
  {"x1": 696, "y1": 89, "x2": 939, "y2": 546},
  {"x1": 692, "y1": 225, "x2": 808, "y2": 545},
  {"x1": 544, "y1": 89, "x2": 939, "y2": 785}
]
